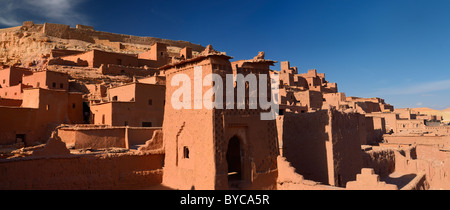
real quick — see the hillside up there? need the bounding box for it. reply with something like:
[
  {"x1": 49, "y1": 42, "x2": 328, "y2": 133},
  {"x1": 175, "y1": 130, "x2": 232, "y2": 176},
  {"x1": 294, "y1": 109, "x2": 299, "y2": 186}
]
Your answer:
[{"x1": 0, "y1": 21, "x2": 205, "y2": 68}]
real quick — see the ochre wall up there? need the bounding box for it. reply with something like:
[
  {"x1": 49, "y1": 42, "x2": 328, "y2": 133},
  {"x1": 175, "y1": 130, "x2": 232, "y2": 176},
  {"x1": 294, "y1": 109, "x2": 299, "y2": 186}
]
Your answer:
[
  {"x1": 0, "y1": 152, "x2": 163, "y2": 190},
  {"x1": 277, "y1": 109, "x2": 363, "y2": 187},
  {"x1": 58, "y1": 126, "x2": 159, "y2": 149}
]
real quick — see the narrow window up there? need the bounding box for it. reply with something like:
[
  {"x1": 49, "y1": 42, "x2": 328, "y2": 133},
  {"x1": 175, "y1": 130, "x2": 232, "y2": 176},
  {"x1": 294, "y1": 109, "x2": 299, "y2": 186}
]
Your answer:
[
  {"x1": 72, "y1": 103, "x2": 76, "y2": 109},
  {"x1": 183, "y1": 146, "x2": 190, "y2": 159},
  {"x1": 142, "y1": 122, "x2": 152, "y2": 127},
  {"x1": 60, "y1": 83, "x2": 64, "y2": 89},
  {"x1": 148, "y1": 99, "x2": 153, "y2": 106},
  {"x1": 52, "y1": 82, "x2": 56, "y2": 88}
]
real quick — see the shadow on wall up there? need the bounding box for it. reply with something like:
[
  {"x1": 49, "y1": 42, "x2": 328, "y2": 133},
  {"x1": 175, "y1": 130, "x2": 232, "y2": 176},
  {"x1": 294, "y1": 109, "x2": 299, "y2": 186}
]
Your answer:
[{"x1": 281, "y1": 110, "x2": 330, "y2": 185}]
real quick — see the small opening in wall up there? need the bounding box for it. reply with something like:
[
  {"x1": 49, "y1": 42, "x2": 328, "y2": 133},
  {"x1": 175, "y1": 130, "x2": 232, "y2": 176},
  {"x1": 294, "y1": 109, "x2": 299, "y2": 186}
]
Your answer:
[
  {"x1": 16, "y1": 134, "x2": 25, "y2": 144},
  {"x1": 183, "y1": 146, "x2": 189, "y2": 159},
  {"x1": 142, "y1": 122, "x2": 152, "y2": 127}
]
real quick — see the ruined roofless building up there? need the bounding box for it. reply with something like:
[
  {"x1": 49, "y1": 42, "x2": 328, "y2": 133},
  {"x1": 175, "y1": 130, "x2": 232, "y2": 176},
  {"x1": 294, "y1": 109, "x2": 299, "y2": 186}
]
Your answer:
[{"x1": 160, "y1": 46, "x2": 279, "y2": 190}]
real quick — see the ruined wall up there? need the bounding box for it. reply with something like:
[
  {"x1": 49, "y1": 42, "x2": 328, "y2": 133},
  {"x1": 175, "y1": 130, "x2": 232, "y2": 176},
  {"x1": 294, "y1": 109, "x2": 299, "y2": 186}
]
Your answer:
[
  {"x1": 384, "y1": 135, "x2": 450, "y2": 148},
  {"x1": 330, "y1": 109, "x2": 364, "y2": 187},
  {"x1": 277, "y1": 156, "x2": 342, "y2": 190},
  {"x1": 0, "y1": 152, "x2": 163, "y2": 190},
  {"x1": 394, "y1": 145, "x2": 450, "y2": 190},
  {"x1": 277, "y1": 111, "x2": 331, "y2": 184},
  {"x1": 58, "y1": 51, "x2": 94, "y2": 67},
  {"x1": 50, "y1": 49, "x2": 85, "y2": 58},
  {"x1": 58, "y1": 126, "x2": 126, "y2": 149},
  {"x1": 41, "y1": 23, "x2": 205, "y2": 52},
  {"x1": 94, "y1": 38, "x2": 123, "y2": 50},
  {"x1": 99, "y1": 64, "x2": 159, "y2": 77},
  {"x1": 92, "y1": 50, "x2": 139, "y2": 68},
  {"x1": 346, "y1": 168, "x2": 398, "y2": 190},
  {"x1": 366, "y1": 112, "x2": 397, "y2": 133},
  {"x1": 127, "y1": 127, "x2": 161, "y2": 147},
  {"x1": 42, "y1": 23, "x2": 70, "y2": 39},
  {"x1": 362, "y1": 147, "x2": 396, "y2": 177},
  {"x1": 277, "y1": 109, "x2": 363, "y2": 187},
  {"x1": 58, "y1": 126, "x2": 159, "y2": 149}
]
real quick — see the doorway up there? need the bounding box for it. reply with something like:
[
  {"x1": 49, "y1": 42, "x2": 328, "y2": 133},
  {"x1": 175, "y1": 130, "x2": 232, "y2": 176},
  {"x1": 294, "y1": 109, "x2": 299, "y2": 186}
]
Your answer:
[{"x1": 227, "y1": 136, "x2": 242, "y2": 183}]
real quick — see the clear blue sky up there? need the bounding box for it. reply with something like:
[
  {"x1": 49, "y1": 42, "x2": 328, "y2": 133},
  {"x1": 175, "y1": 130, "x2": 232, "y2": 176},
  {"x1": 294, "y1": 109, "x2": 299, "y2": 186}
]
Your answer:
[{"x1": 1, "y1": 0, "x2": 449, "y2": 109}]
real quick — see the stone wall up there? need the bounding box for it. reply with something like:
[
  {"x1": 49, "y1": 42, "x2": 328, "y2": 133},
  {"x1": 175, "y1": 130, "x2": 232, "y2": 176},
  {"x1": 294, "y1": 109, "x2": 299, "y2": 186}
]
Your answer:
[
  {"x1": 41, "y1": 23, "x2": 205, "y2": 52},
  {"x1": 362, "y1": 147, "x2": 396, "y2": 177},
  {"x1": 98, "y1": 64, "x2": 159, "y2": 77}
]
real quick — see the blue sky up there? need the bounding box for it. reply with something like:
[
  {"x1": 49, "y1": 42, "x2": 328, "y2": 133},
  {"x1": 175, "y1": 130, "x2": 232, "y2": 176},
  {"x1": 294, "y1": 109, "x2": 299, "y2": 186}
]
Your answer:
[{"x1": 1, "y1": 0, "x2": 449, "y2": 109}]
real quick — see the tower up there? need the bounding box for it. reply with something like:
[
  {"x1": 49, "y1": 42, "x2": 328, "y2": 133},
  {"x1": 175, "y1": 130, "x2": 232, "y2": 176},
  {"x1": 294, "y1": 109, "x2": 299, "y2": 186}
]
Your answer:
[{"x1": 161, "y1": 47, "x2": 279, "y2": 190}]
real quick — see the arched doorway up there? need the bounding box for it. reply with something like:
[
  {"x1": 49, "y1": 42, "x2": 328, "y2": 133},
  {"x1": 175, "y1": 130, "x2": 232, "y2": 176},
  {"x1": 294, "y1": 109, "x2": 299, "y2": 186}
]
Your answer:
[{"x1": 227, "y1": 136, "x2": 242, "y2": 185}]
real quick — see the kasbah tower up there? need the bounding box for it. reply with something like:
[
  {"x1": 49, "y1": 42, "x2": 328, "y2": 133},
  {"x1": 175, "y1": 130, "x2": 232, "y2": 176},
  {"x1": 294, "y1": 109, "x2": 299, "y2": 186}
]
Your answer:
[{"x1": 161, "y1": 46, "x2": 279, "y2": 190}]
